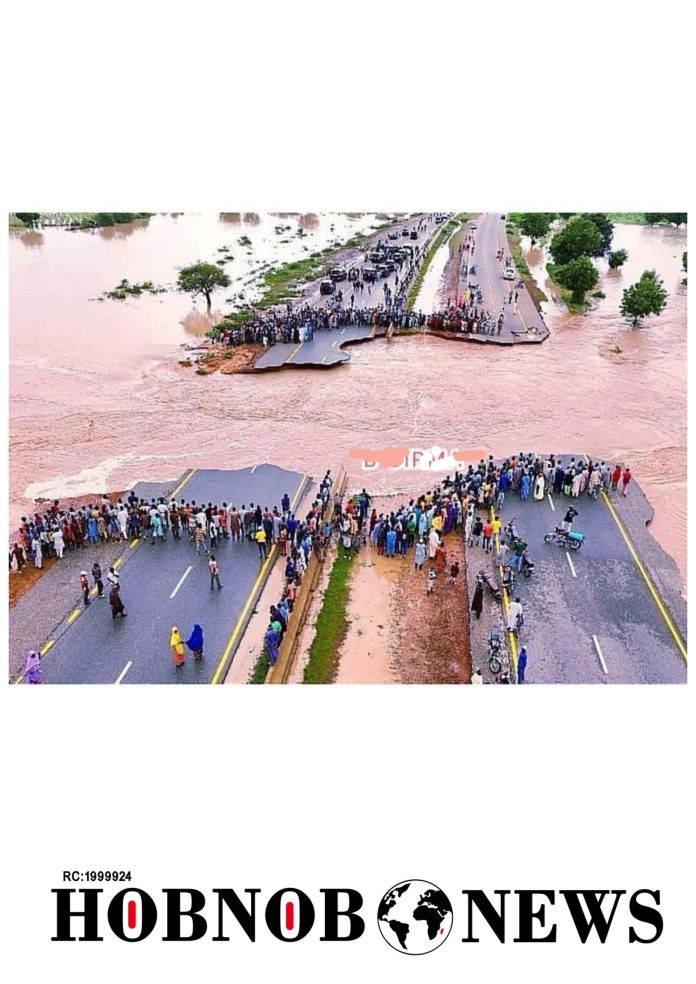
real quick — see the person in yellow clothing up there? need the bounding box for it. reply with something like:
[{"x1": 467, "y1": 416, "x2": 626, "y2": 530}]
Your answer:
[
  {"x1": 255, "y1": 526, "x2": 267, "y2": 560},
  {"x1": 490, "y1": 515, "x2": 502, "y2": 539},
  {"x1": 170, "y1": 626, "x2": 185, "y2": 667},
  {"x1": 431, "y1": 512, "x2": 443, "y2": 532}
]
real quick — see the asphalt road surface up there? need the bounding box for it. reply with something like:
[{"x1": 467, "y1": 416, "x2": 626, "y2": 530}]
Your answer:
[
  {"x1": 461, "y1": 213, "x2": 548, "y2": 343},
  {"x1": 489, "y1": 488, "x2": 687, "y2": 684},
  {"x1": 39, "y1": 465, "x2": 309, "y2": 685},
  {"x1": 255, "y1": 215, "x2": 442, "y2": 369}
]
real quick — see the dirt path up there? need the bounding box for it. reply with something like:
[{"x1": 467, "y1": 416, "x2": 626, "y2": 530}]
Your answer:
[{"x1": 335, "y1": 529, "x2": 470, "y2": 684}]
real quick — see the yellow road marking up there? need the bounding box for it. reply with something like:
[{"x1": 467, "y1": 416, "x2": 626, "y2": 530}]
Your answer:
[
  {"x1": 67, "y1": 609, "x2": 81, "y2": 624},
  {"x1": 170, "y1": 468, "x2": 197, "y2": 500},
  {"x1": 40, "y1": 640, "x2": 54, "y2": 655},
  {"x1": 129, "y1": 539, "x2": 138, "y2": 548},
  {"x1": 211, "y1": 472, "x2": 309, "y2": 685},
  {"x1": 491, "y1": 505, "x2": 518, "y2": 677},
  {"x1": 114, "y1": 557, "x2": 123, "y2": 567},
  {"x1": 287, "y1": 340, "x2": 304, "y2": 363},
  {"x1": 599, "y1": 489, "x2": 687, "y2": 663}
]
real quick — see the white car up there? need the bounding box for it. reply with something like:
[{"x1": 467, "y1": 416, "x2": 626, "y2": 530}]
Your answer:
[
  {"x1": 469, "y1": 221, "x2": 478, "y2": 229},
  {"x1": 503, "y1": 267, "x2": 516, "y2": 280}
]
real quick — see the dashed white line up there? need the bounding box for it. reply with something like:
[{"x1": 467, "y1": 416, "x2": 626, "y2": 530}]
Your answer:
[
  {"x1": 115, "y1": 660, "x2": 133, "y2": 685},
  {"x1": 250, "y1": 464, "x2": 257, "y2": 474},
  {"x1": 592, "y1": 635, "x2": 609, "y2": 675},
  {"x1": 170, "y1": 565, "x2": 192, "y2": 599},
  {"x1": 565, "y1": 551, "x2": 577, "y2": 578},
  {"x1": 547, "y1": 493, "x2": 555, "y2": 511},
  {"x1": 321, "y1": 355, "x2": 327, "y2": 364}
]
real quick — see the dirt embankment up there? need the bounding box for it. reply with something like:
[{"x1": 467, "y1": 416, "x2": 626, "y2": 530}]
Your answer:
[
  {"x1": 180, "y1": 343, "x2": 263, "y2": 376},
  {"x1": 335, "y1": 524, "x2": 470, "y2": 684}
]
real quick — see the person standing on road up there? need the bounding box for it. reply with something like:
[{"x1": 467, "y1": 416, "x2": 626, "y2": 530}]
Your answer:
[
  {"x1": 109, "y1": 583, "x2": 126, "y2": 619},
  {"x1": 414, "y1": 538, "x2": 426, "y2": 571},
  {"x1": 611, "y1": 463, "x2": 622, "y2": 490},
  {"x1": 255, "y1": 526, "x2": 268, "y2": 560},
  {"x1": 91, "y1": 561, "x2": 104, "y2": 598},
  {"x1": 80, "y1": 570, "x2": 91, "y2": 607},
  {"x1": 185, "y1": 623, "x2": 204, "y2": 661},
  {"x1": 194, "y1": 523, "x2": 208, "y2": 556},
  {"x1": 482, "y1": 519, "x2": 493, "y2": 553},
  {"x1": 23, "y1": 650, "x2": 43, "y2": 683},
  {"x1": 471, "y1": 667, "x2": 483, "y2": 684},
  {"x1": 208, "y1": 554, "x2": 222, "y2": 590},
  {"x1": 106, "y1": 565, "x2": 120, "y2": 589},
  {"x1": 517, "y1": 646, "x2": 528, "y2": 684},
  {"x1": 507, "y1": 596, "x2": 523, "y2": 634},
  {"x1": 561, "y1": 506, "x2": 578, "y2": 532},
  {"x1": 170, "y1": 626, "x2": 185, "y2": 666},
  {"x1": 621, "y1": 467, "x2": 632, "y2": 497},
  {"x1": 471, "y1": 578, "x2": 484, "y2": 619},
  {"x1": 264, "y1": 623, "x2": 280, "y2": 666}
]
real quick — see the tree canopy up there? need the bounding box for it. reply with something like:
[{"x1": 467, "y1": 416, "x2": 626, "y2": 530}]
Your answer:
[
  {"x1": 620, "y1": 270, "x2": 668, "y2": 325},
  {"x1": 645, "y1": 213, "x2": 687, "y2": 226},
  {"x1": 177, "y1": 262, "x2": 231, "y2": 310},
  {"x1": 582, "y1": 213, "x2": 614, "y2": 255},
  {"x1": 549, "y1": 216, "x2": 603, "y2": 266},
  {"x1": 15, "y1": 213, "x2": 41, "y2": 227},
  {"x1": 608, "y1": 249, "x2": 629, "y2": 269},
  {"x1": 554, "y1": 255, "x2": 598, "y2": 305},
  {"x1": 518, "y1": 213, "x2": 556, "y2": 244}
]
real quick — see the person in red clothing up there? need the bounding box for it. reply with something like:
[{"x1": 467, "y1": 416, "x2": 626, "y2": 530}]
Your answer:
[
  {"x1": 482, "y1": 519, "x2": 493, "y2": 553},
  {"x1": 621, "y1": 467, "x2": 632, "y2": 497},
  {"x1": 611, "y1": 463, "x2": 622, "y2": 490}
]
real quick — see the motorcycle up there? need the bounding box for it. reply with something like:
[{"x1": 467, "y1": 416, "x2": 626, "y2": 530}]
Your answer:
[
  {"x1": 520, "y1": 551, "x2": 535, "y2": 578},
  {"x1": 470, "y1": 264, "x2": 477, "y2": 275},
  {"x1": 478, "y1": 569, "x2": 501, "y2": 602},
  {"x1": 504, "y1": 519, "x2": 520, "y2": 544},
  {"x1": 544, "y1": 527, "x2": 585, "y2": 551},
  {"x1": 487, "y1": 626, "x2": 503, "y2": 675}
]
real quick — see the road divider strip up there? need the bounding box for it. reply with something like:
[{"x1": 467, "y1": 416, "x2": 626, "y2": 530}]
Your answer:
[
  {"x1": 114, "y1": 660, "x2": 133, "y2": 684},
  {"x1": 547, "y1": 493, "x2": 555, "y2": 511},
  {"x1": 170, "y1": 565, "x2": 192, "y2": 599},
  {"x1": 490, "y1": 506, "x2": 518, "y2": 678},
  {"x1": 565, "y1": 551, "x2": 577, "y2": 578},
  {"x1": 592, "y1": 634, "x2": 609, "y2": 675}
]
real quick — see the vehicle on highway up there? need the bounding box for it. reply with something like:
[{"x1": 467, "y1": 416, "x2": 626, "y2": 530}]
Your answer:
[
  {"x1": 401, "y1": 228, "x2": 410, "y2": 237},
  {"x1": 368, "y1": 249, "x2": 385, "y2": 262},
  {"x1": 388, "y1": 232, "x2": 399, "y2": 240},
  {"x1": 329, "y1": 267, "x2": 346, "y2": 282},
  {"x1": 503, "y1": 267, "x2": 516, "y2": 280},
  {"x1": 544, "y1": 527, "x2": 585, "y2": 551},
  {"x1": 409, "y1": 230, "x2": 418, "y2": 240},
  {"x1": 488, "y1": 627, "x2": 503, "y2": 675},
  {"x1": 469, "y1": 221, "x2": 478, "y2": 229},
  {"x1": 362, "y1": 266, "x2": 378, "y2": 282},
  {"x1": 319, "y1": 279, "x2": 335, "y2": 295}
]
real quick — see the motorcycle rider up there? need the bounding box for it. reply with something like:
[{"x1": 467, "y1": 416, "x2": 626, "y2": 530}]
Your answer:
[{"x1": 561, "y1": 506, "x2": 578, "y2": 532}]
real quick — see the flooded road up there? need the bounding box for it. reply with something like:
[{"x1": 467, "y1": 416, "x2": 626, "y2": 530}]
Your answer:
[{"x1": 9, "y1": 216, "x2": 687, "y2": 588}]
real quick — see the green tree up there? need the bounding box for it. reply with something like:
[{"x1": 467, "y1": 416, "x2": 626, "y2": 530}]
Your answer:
[
  {"x1": 682, "y1": 251, "x2": 687, "y2": 272},
  {"x1": 620, "y1": 270, "x2": 668, "y2": 326},
  {"x1": 15, "y1": 212, "x2": 41, "y2": 227},
  {"x1": 178, "y1": 262, "x2": 231, "y2": 310},
  {"x1": 582, "y1": 213, "x2": 614, "y2": 255},
  {"x1": 664, "y1": 213, "x2": 687, "y2": 226},
  {"x1": 554, "y1": 255, "x2": 598, "y2": 305},
  {"x1": 549, "y1": 216, "x2": 603, "y2": 266},
  {"x1": 608, "y1": 248, "x2": 629, "y2": 269},
  {"x1": 518, "y1": 212, "x2": 556, "y2": 244},
  {"x1": 644, "y1": 213, "x2": 665, "y2": 224}
]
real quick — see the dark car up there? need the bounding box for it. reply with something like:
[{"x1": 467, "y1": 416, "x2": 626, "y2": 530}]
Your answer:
[
  {"x1": 401, "y1": 228, "x2": 410, "y2": 237},
  {"x1": 409, "y1": 230, "x2": 418, "y2": 240},
  {"x1": 320, "y1": 280, "x2": 335, "y2": 295},
  {"x1": 329, "y1": 267, "x2": 346, "y2": 282},
  {"x1": 388, "y1": 232, "x2": 399, "y2": 240},
  {"x1": 362, "y1": 267, "x2": 378, "y2": 282},
  {"x1": 368, "y1": 249, "x2": 385, "y2": 263}
]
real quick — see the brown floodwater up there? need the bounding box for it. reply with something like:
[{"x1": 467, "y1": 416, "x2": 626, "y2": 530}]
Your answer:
[{"x1": 9, "y1": 216, "x2": 687, "y2": 588}]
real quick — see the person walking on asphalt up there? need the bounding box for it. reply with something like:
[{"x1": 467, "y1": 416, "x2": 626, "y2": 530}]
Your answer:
[
  {"x1": 255, "y1": 526, "x2": 268, "y2": 560},
  {"x1": 264, "y1": 622, "x2": 280, "y2": 666},
  {"x1": 170, "y1": 626, "x2": 185, "y2": 666},
  {"x1": 23, "y1": 650, "x2": 43, "y2": 684},
  {"x1": 471, "y1": 578, "x2": 484, "y2": 619},
  {"x1": 194, "y1": 523, "x2": 208, "y2": 556},
  {"x1": 107, "y1": 565, "x2": 120, "y2": 588},
  {"x1": 109, "y1": 583, "x2": 126, "y2": 619},
  {"x1": 561, "y1": 506, "x2": 578, "y2": 532},
  {"x1": 185, "y1": 624, "x2": 204, "y2": 660},
  {"x1": 80, "y1": 570, "x2": 91, "y2": 606},
  {"x1": 471, "y1": 667, "x2": 483, "y2": 684},
  {"x1": 208, "y1": 554, "x2": 222, "y2": 590},
  {"x1": 621, "y1": 466, "x2": 632, "y2": 497},
  {"x1": 517, "y1": 646, "x2": 528, "y2": 684},
  {"x1": 91, "y1": 561, "x2": 104, "y2": 598},
  {"x1": 507, "y1": 596, "x2": 523, "y2": 634}
]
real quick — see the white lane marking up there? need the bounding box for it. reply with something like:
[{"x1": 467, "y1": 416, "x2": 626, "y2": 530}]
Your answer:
[
  {"x1": 341, "y1": 328, "x2": 346, "y2": 334},
  {"x1": 593, "y1": 634, "x2": 609, "y2": 675},
  {"x1": 332, "y1": 341, "x2": 338, "y2": 348},
  {"x1": 170, "y1": 565, "x2": 192, "y2": 599},
  {"x1": 115, "y1": 660, "x2": 133, "y2": 685},
  {"x1": 250, "y1": 464, "x2": 257, "y2": 474},
  {"x1": 547, "y1": 493, "x2": 555, "y2": 511},
  {"x1": 321, "y1": 355, "x2": 327, "y2": 364},
  {"x1": 565, "y1": 551, "x2": 577, "y2": 578}
]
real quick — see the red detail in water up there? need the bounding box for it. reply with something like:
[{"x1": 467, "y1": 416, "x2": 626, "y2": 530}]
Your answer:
[
  {"x1": 285, "y1": 901, "x2": 294, "y2": 932},
  {"x1": 440, "y1": 928, "x2": 444, "y2": 934},
  {"x1": 127, "y1": 900, "x2": 137, "y2": 930}
]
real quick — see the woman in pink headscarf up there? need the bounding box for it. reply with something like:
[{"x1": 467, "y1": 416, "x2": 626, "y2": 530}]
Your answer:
[{"x1": 23, "y1": 650, "x2": 42, "y2": 684}]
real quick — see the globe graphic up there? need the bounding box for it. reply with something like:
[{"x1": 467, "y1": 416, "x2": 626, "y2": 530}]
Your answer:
[{"x1": 377, "y1": 879, "x2": 453, "y2": 954}]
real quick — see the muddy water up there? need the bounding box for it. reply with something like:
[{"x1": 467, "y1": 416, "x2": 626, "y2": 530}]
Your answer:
[{"x1": 9, "y1": 218, "x2": 687, "y2": 587}]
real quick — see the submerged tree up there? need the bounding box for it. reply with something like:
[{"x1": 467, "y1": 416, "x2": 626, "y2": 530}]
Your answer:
[
  {"x1": 582, "y1": 213, "x2": 615, "y2": 256},
  {"x1": 177, "y1": 262, "x2": 231, "y2": 311},
  {"x1": 15, "y1": 212, "x2": 41, "y2": 227},
  {"x1": 549, "y1": 215, "x2": 603, "y2": 266},
  {"x1": 518, "y1": 212, "x2": 556, "y2": 244},
  {"x1": 553, "y1": 255, "x2": 598, "y2": 305},
  {"x1": 608, "y1": 249, "x2": 629, "y2": 269},
  {"x1": 620, "y1": 270, "x2": 668, "y2": 326}
]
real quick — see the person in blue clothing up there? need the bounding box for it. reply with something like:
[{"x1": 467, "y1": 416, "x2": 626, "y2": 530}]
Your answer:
[
  {"x1": 385, "y1": 527, "x2": 397, "y2": 556},
  {"x1": 517, "y1": 646, "x2": 528, "y2": 684},
  {"x1": 264, "y1": 624, "x2": 280, "y2": 666},
  {"x1": 281, "y1": 492, "x2": 290, "y2": 515},
  {"x1": 185, "y1": 624, "x2": 204, "y2": 661},
  {"x1": 520, "y1": 472, "x2": 531, "y2": 501}
]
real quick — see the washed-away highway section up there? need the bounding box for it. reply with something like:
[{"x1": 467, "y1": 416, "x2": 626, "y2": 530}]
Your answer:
[{"x1": 35, "y1": 465, "x2": 309, "y2": 684}]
